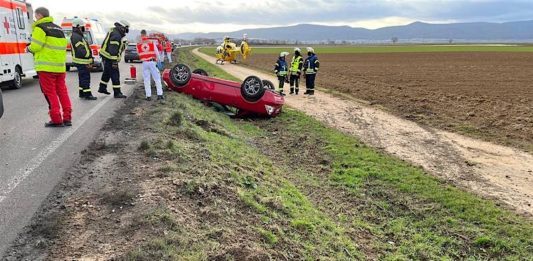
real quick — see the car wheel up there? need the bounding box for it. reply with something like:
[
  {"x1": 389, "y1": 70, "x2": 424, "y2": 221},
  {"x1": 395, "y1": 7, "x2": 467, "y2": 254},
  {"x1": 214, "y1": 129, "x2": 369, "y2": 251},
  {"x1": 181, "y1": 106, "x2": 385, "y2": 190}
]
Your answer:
[
  {"x1": 261, "y1": 80, "x2": 275, "y2": 90},
  {"x1": 170, "y1": 64, "x2": 192, "y2": 87},
  {"x1": 10, "y1": 67, "x2": 23, "y2": 89},
  {"x1": 192, "y1": 68, "x2": 208, "y2": 76},
  {"x1": 241, "y1": 76, "x2": 265, "y2": 102}
]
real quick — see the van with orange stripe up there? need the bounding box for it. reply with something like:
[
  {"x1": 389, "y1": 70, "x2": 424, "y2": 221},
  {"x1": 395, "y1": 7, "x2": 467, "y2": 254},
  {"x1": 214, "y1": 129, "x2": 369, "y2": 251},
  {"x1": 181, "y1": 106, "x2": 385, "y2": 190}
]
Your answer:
[
  {"x1": 61, "y1": 17, "x2": 106, "y2": 72},
  {"x1": 0, "y1": 0, "x2": 36, "y2": 89}
]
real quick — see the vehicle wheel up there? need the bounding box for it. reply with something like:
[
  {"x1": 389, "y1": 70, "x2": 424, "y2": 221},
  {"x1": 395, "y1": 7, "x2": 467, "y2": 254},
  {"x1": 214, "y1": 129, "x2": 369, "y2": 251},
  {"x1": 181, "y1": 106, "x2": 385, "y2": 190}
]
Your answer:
[
  {"x1": 192, "y1": 68, "x2": 208, "y2": 76},
  {"x1": 66, "y1": 65, "x2": 70, "y2": 72},
  {"x1": 10, "y1": 67, "x2": 23, "y2": 89},
  {"x1": 241, "y1": 76, "x2": 265, "y2": 102},
  {"x1": 262, "y1": 80, "x2": 275, "y2": 90},
  {"x1": 170, "y1": 64, "x2": 192, "y2": 87}
]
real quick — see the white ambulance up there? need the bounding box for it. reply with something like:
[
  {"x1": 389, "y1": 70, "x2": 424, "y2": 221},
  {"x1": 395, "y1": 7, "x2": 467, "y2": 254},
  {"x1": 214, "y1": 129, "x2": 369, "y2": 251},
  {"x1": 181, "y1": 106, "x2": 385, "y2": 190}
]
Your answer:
[
  {"x1": 61, "y1": 17, "x2": 106, "y2": 72},
  {"x1": 0, "y1": 0, "x2": 36, "y2": 89}
]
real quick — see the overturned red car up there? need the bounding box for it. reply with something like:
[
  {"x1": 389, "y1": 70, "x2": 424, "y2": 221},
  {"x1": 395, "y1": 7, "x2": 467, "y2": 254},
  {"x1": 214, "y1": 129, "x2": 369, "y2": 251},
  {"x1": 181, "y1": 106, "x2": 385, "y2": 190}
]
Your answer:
[{"x1": 163, "y1": 64, "x2": 284, "y2": 117}]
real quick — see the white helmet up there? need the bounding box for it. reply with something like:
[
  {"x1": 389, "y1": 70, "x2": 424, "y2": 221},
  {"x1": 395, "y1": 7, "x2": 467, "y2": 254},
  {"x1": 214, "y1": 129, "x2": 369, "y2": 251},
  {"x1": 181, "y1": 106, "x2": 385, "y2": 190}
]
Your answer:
[
  {"x1": 115, "y1": 20, "x2": 130, "y2": 28},
  {"x1": 279, "y1": 51, "x2": 289, "y2": 57},
  {"x1": 306, "y1": 47, "x2": 315, "y2": 53},
  {"x1": 72, "y1": 18, "x2": 84, "y2": 28},
  {"x1": 294, "y1": 47, "x2": 301, "y2": 53}
]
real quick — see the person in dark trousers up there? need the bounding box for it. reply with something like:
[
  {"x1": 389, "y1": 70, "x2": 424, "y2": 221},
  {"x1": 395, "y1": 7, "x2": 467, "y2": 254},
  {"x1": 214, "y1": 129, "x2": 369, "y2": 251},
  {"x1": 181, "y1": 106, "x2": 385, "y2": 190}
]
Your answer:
[
  {"x1": 98, "y1": 20, "x2": 129, "y2": 98},
  {"x1": 304, "y1": 47, "x2": 320, "y2": 95},
  {"x1": 289, "y1": 47, "x2": 303, "y2": 95},
  {"x1": 70, "y1": 18, "x2": 97, "y2": 100},
  {"x1": 29, "y1": 7, "x2": 71, "y2": 127},
  {"x1": 274, "y1": 52, "x2": 289, "y2": 96}
]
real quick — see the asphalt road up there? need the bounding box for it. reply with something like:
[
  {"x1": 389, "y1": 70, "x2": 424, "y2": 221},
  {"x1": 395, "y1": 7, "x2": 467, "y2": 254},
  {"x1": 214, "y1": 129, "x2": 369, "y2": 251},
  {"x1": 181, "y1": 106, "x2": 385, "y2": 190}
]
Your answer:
[{"x1": 0, "y1": 62, "x2": 141, "y2": 255}]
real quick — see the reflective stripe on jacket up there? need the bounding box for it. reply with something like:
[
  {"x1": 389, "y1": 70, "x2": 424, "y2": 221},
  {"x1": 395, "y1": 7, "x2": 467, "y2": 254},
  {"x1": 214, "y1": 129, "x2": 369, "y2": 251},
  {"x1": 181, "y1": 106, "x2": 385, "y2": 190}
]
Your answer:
[
  {"x1": 70, "y1": 29, "x2": 92, "y2": 65},
  {"x1": 290, "y1": 55, "x2": 303, "y2": 75},
  {"x1": 100, "y1": 27, "x2": 125, "y2": 61},
  {"x1": 304, "y1": 54, "x2": 320, "y2": 74},
  {"x1": 274, "y1": 59, "x2": 288, "y2": 77},
  {"x1": 29, "y1": 17, "x2": 67, "y2": 73}
]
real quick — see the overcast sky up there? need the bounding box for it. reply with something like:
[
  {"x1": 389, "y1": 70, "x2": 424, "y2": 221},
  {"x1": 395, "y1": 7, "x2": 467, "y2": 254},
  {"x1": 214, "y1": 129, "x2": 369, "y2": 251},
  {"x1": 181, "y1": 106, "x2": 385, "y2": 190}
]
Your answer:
[{"x1": 30, "y1": 0, "x2": 533, "y2": 34}]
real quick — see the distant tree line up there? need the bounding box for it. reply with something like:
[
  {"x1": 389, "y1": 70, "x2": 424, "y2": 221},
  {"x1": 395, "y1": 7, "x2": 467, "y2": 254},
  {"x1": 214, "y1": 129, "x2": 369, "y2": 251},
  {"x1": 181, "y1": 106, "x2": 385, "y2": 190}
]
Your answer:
[{"x1": 171, "y1": 37, "x2": 461, "y2": 46}]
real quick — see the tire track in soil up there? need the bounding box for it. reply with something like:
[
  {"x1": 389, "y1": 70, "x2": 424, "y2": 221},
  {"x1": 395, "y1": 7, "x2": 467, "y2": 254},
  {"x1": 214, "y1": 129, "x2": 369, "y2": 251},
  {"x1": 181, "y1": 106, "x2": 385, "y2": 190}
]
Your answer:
[{"x1": 192, "y1": 48, "x2": 533, "y2": 216}]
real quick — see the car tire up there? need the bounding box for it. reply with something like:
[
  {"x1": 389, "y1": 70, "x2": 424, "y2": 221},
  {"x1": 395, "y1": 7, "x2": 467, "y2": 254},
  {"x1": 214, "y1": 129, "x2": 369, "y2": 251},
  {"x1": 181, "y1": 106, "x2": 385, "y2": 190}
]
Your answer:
[
  {"x1": 261, "y1": 80, "x2": 275, "y2": 90},
  {"x1": 192, "y1": 68, "x2": 208, "y2": 76},
  {"x1": 170, "y1": 64, "x2": 192, "y2": 87},
  {"x1": 10, "y1": 67, "x2": 23, "y2": 89},
  {"x1": 241, "y1": 76, "x2": 265, "y2": 102}
]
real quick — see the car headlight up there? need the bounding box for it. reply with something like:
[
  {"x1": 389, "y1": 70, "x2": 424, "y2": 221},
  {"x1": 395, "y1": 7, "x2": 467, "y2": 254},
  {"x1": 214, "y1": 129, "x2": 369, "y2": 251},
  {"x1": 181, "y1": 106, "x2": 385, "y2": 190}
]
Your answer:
[{"x1": 265, "y1": 105, "x2": 275, "y2": 115}]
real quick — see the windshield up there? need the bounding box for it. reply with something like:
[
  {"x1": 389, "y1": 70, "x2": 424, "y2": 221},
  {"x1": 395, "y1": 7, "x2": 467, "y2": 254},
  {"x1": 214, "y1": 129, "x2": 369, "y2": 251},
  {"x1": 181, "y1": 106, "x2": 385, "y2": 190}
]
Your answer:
[{"x1": 63, "y1": 29, "x2": 94, "y2": 45}]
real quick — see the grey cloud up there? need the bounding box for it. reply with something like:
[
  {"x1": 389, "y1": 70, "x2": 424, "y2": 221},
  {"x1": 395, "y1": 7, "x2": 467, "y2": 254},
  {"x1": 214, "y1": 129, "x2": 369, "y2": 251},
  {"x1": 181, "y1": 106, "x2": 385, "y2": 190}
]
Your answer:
[{"x1": 60, "y1": 0, "x2": 533, "y2": 32}]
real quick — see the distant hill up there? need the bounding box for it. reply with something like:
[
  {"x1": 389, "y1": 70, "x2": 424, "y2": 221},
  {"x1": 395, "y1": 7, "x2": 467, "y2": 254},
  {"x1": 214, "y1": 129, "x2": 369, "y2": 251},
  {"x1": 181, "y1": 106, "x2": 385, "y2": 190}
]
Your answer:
[{"x1": 174, "y1": 21, "x2": 533, "y2": 42}]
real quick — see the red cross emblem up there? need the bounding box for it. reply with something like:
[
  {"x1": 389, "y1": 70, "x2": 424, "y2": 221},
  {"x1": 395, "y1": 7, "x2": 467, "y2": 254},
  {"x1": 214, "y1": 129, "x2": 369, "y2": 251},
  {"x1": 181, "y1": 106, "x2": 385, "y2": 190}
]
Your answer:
[
  {"x1": 141, "y1": 43, "x2": 149, "y2": 52},
  {"x1": 3, "y1": 17, "x2": 10, "y2": 34}
]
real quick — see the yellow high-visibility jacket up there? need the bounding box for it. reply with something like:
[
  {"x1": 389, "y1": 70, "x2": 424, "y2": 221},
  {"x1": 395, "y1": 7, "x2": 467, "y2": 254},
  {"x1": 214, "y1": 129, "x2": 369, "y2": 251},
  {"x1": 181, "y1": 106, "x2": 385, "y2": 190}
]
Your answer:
[{"x1": 29, "y1": 17, "x2": 68, "y2": 73}]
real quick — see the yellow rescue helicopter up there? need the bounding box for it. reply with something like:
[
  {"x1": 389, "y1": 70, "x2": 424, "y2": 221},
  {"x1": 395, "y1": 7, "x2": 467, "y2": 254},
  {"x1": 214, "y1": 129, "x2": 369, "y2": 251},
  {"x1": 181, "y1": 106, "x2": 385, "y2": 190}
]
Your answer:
[{"x1": 215, "y1": 34, "x2": 252, "y2": 64}]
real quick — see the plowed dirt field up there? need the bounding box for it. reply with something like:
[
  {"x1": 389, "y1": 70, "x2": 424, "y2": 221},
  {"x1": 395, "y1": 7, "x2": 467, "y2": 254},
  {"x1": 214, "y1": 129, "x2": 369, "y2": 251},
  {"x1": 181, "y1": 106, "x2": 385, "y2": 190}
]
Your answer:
[{"x1": 245, "y1": 52, "x2": 533, "y2": 152}]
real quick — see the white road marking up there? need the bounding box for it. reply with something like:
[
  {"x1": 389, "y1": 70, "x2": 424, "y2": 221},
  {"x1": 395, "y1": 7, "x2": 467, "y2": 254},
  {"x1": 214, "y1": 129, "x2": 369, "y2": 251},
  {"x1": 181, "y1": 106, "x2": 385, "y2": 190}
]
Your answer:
[{"x1": 0, "y1": 95, "x2": 113, "y2": 203}]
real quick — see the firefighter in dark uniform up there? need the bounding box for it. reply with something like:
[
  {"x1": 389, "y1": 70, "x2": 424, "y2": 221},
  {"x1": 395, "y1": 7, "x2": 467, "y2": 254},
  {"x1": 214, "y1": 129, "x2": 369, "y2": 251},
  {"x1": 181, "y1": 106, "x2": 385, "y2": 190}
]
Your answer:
[
  {"x1": 304, "y1": 47, "x2": 320, "y2": 95},
  {"x1": 289, "y1": 47, "x2": 303, "y2": 95},
  {"x1": 274, "y1": 52, "x2": 289, "y2": 96},
  {"x1": 98, "y1": 20, "x2": 129, "y2": 98},
  {"x1": 70, "y1": 18, "x2": 97, "y2": 100}
]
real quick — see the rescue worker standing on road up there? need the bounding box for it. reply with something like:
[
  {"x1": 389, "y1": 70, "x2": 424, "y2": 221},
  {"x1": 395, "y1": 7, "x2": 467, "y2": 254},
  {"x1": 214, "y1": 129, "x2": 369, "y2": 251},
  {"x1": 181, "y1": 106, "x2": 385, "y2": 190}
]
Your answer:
[
  {"x1": 274, "y1": 52, "x2": 289, "y2": 96},
  {"x1": 29, "y1": 7, "x2": 72, "y2": 127},
  {"x1": 289, "y1": 48, "x2": 303, "y2": 95},
  {"x1": 165, "y1": 41, "x2": 173, "y2": 63},
  {"x1": 137, "y1": 30, "x2": 164, "y2": 101},
  {"x1": 98, "y1": 20, "x2": 130, "y2": 98},
  {"x1": 71, "y1": 18, "x2": 97, "y2": 100},
  {"x1": 303, "y1": 47, "x2": 320, "y2": 96}
]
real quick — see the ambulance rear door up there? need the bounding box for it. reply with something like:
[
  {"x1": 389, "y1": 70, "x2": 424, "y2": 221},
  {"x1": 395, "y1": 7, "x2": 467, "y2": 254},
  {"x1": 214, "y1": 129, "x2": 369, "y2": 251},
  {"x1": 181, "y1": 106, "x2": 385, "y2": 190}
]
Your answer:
[{"x1": 11, "y1": 1, "x2": 35, "y2": 78}]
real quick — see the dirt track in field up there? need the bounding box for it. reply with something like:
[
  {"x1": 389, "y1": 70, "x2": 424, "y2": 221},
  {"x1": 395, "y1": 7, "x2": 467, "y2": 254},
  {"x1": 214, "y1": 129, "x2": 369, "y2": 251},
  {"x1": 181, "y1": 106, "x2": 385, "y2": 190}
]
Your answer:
[
  {"x1": 193, "y1": 49, "x2": 533, "y2": 216},
  {"x1": 246, "y1": 52, "x2": 533, "y2": 153}
]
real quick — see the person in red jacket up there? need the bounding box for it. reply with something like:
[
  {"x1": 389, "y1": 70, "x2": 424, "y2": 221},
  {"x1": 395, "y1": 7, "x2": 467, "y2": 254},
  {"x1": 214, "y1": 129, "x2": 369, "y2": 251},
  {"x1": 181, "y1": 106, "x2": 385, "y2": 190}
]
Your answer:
[
  {"x1": 164, "y1": 41, "x2": 173, "y2": 63},
  {"x1": 156, "y1": 40, "x2": 164, "y2": 70}
]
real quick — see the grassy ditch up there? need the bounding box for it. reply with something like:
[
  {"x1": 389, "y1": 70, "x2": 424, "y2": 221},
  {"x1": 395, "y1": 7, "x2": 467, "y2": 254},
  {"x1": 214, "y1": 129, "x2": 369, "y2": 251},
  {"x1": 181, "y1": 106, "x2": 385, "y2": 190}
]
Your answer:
[{"x1": 126, "y1": 47, "x2": 533, "y2": 260}]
